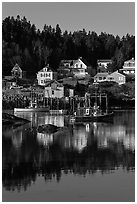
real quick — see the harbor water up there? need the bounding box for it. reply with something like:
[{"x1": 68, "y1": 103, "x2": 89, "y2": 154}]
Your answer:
[{"x1": 2, "y1": 110, "x2": 135, "y2": 202}]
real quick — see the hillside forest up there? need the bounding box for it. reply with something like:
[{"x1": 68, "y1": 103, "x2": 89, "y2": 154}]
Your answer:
[{"x1": 2, "y1": 16, "x2": 135, "y2": 77}]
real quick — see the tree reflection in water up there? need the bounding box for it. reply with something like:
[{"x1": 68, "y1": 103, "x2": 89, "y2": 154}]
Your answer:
[{"x1": 2, "y1": 111, "x2": 135, "y2": 192}]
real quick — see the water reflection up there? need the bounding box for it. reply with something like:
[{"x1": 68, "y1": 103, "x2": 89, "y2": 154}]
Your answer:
[
  {"x1": 14, "y1": 112, "x2": 65, "y2": 127},
  {"x1": 37, "y1": 132, "x2": 54, "y2": 147},
  {"x1": 3, "y1": 111, "x2": 135, "y2": 192}
]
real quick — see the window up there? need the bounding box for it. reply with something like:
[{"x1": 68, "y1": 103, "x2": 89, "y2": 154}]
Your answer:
[
  {"x1": 99, "y1": 77, "x2": 102, "y2": 80},
  {"x1": 41, "y1": 73, "x2": 43, "y2": 77},
  {"x1": 103, "y1": 77, "x2": 106, "y2": 80},
  {"x1": 52, "y1": 90, "x2": 54, "y2": 95},
  {"x1": 81, "y1": 64, "x2": 83, "y2": 68},
  {"x1": 41, "y1": 80, "x2": 43, "y2": 83},
  {"x1": 119, "y1": 77, "x2": 123, "y2": 81},
  {"x1": 76, "y1": 64, "x2": 78, "y2": 68},
  {"x1": 46, "y1": 73, "x2": 51, "y2": 77}
]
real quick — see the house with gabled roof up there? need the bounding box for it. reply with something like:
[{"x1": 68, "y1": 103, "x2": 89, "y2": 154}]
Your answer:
[
  {"x1": 71, "y1": 57, "x2": 89, "y2": 78},
  {"x1": 94, "y1": 70, "x2": 125, "y2": 85},
  {"x1": 107, "y1": 71, "x2": 126, "y2": 85},
  {"x1": 11, "y1": 63, "x2": 22, "y2": 78},
  {"x1": 58, "y1": 57, "x2": 89, "y2": 79},
  {"x1": 44, "y1": 80, "x2": 64, "y2": 98},
  {"x1": 37, "y1": 64, "x2": 57, "y2": 86}
]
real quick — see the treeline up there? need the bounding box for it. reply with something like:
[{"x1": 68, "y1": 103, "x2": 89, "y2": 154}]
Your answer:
[{"x1": 2, "y1": 16, "x2": 135, "y2": 76}]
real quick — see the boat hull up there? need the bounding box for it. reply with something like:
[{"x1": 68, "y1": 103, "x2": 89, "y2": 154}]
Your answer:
[
  {"x1": 14, "y1": 107, "x2": 49, "y2": 112},
  {"x1": 49, "y1": 110, "x2": 68, "y2": 115},
  {"x1": 73, "y1": 112, "x2": 114, "y2": 123}
]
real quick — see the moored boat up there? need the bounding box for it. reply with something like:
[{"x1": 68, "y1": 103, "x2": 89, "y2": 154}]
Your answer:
[
  {"x1": 49, "y1": 109, "x2": 68, "y2": 115},
  {"x1": 14, "y1": 100, "x2": 49, "y2": 113},
  {"x1": 70, "y1": 91, "x2": 114, "y2": 123},
  {"x1": 72, "y1": 109, "x2": 114, "y2": 122},
  {"x1": 14, "y1": 107, "x2": 49, "y2": 112}
]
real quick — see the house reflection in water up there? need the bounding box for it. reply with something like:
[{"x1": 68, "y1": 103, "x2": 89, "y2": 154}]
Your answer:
[
  {"x1": 72, "y1": 126, "x2": 88, "y2": 152},
  {"x1": 52, "y1": 125, "x2": 89, "y2": 152},
  {"x1": 44, "y1": 115, "x2": 64, "y2": 127},
  {"x1": 37, "y1": 133, "x2": 54, "y2": 147},
  {"x1": 93, "y1": 123, "x2": 135, "y2": 151}
]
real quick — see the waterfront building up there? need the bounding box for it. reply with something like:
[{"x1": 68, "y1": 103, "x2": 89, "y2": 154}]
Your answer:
[
  {"x1": 44, "y1": 80, "x2": 64, "y2": 98},
  {"x1": 37, "y1": 65, "x2": 57, "y2": 86},
  {"x1": 120, "y1": 58, "x2": 135, "y2": 75}
]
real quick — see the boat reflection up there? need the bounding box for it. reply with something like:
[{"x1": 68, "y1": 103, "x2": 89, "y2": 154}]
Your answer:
[
  {"x1": 2, "y1": 111, "x2": 135, "y2": 192},
  {"x1": 92, "y1": 122, "x2": 135, "y2": 151}
]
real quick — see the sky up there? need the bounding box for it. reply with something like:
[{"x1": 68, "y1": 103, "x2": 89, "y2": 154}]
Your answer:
[{"x1": 2, "y1": 2, "x2": 135, "y2": 37}]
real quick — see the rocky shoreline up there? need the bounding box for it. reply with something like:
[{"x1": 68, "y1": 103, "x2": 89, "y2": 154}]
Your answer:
[{"x1": 2, "y1": 112, "x2": 30, "y2": 127}]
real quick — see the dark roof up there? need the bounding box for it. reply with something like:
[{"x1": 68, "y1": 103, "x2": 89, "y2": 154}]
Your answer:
[
  {"x1": 60, "y1": 57, "x2": 91, "y2": 67},
  {"x1": 38, "y1": 65, "x2": 55, "y2": 73},
  {"x1": 45, "y1": 80, "x2": 63, "y2": 87},
  {"x1": 63, "y1": 78, "x2": 78, "y2": 87},
  {"x1": 79, "y1": 57, "x2": 90, "y2": 66},
  {"x1": 94, "y1": 72, "x2": 109, "y2": 77},
  {"x1": 60, "y1": 60, "x2": 75, "y2": 66}
]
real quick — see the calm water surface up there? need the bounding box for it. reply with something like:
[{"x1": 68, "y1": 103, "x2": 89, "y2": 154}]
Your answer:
[{"x1": 2, "y1": 110, "x2": 135, "y2": 202}]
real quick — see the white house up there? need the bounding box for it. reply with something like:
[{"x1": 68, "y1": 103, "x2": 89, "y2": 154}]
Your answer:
[
  {"x1": 71, "y1": 57, "x2": 89, "y2": 78},
  {"x1": 107, "y1": 71, "x2": 126, "y2": 85},
  {"x1": 120, "y1": 58, "x2": 135, "y2": 75},
  {"x1": 94, "y1": 70, "x2": 125, "y2": 85},
  {"x1": 59, "y1": 57, "x2": 89, "y2": 78},
  {"x1": 37, "y1": 65, "x2": 57, "y2": 86}
]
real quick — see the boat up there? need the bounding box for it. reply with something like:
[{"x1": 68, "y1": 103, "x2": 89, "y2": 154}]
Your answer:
[
  {"x1": 14, "y1": 99, "x2": 49, "y2": 113},
  {"x1": 70, "y1": 92, "x2": 114, "y2": 123},
  {"x1": 49, "y1": 109, "x2": 68, "y2": 115},
  {"x1": 71, "y1": 108, "x2": 114, "y2": 123}
]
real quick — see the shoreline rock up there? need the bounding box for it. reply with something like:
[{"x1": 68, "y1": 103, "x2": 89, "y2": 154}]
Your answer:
[{"x1": 2, "y1": 113, "x2": 30, "y2": 127}]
